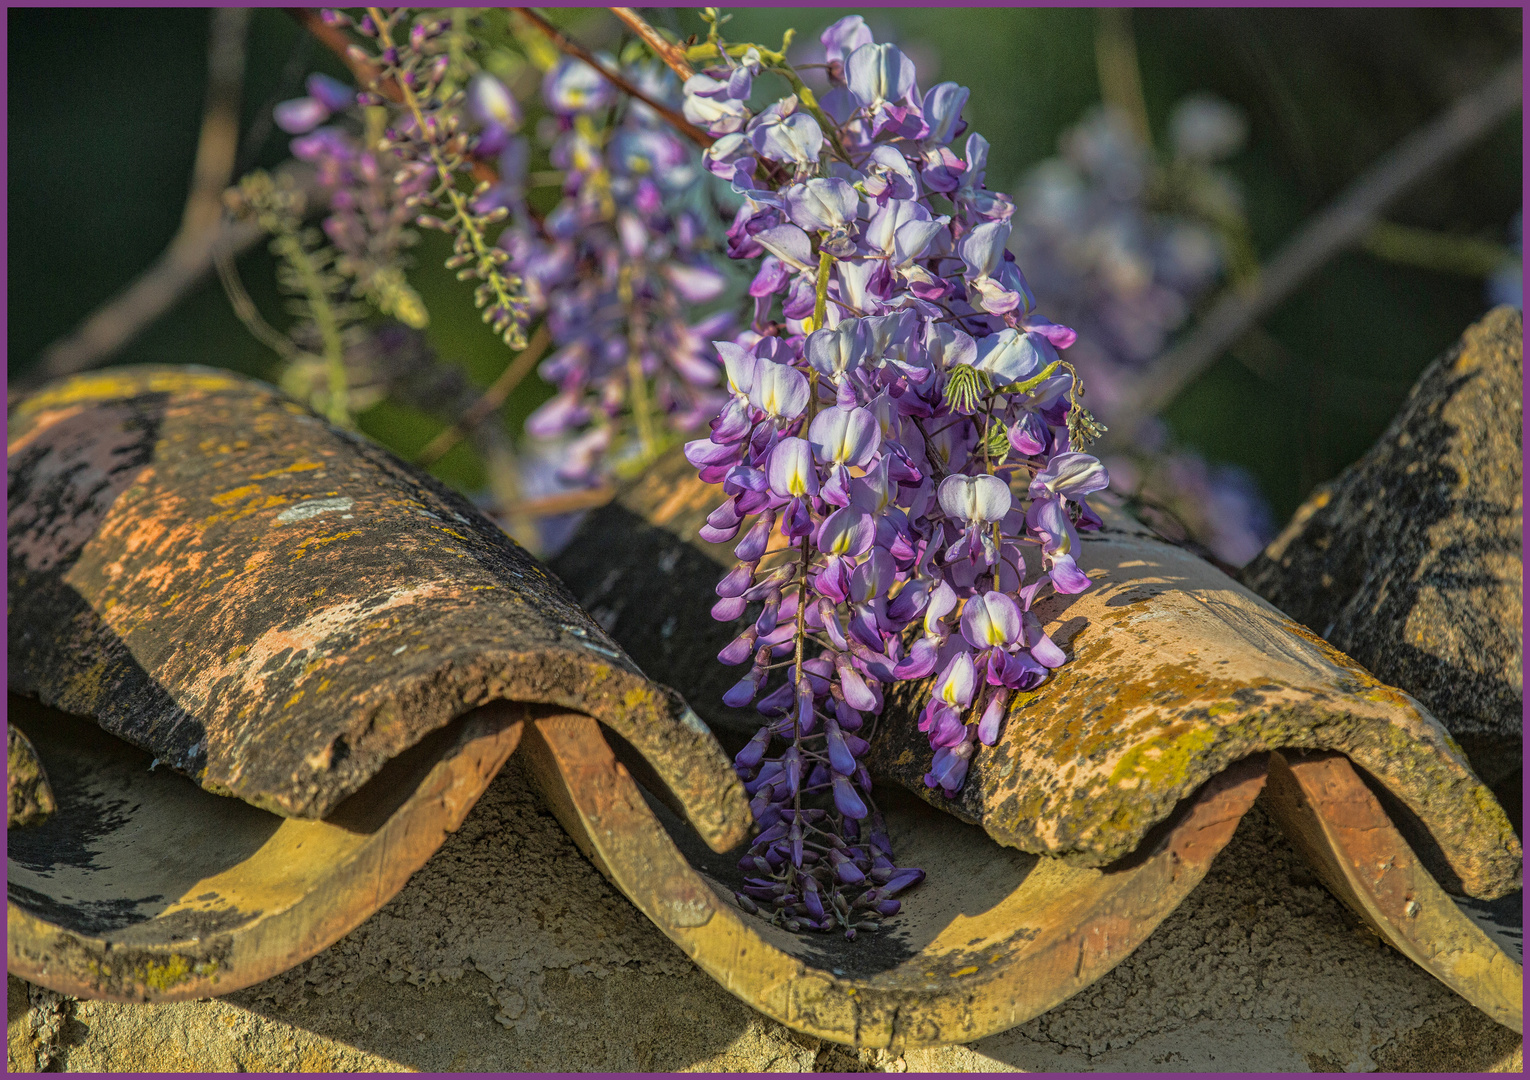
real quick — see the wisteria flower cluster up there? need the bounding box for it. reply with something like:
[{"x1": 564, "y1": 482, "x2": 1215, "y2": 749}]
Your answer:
[
  {"x1": 1010, "y1": 99, "x2": 1276, "y2": 566},
  {"x1": 487, "y1": 53, "x2": 737, "y2": 484},
  {"x1": 1012, "y1": 101, "x2": 1244, "y2": 416},
  {"x1": 229, "y1": 8, "x2": 1130, "y2": 939},
  {"x1": 676, "y1": 15, "x2": 1110, "y2": 932},
  {"x1": 277, "y1": 73, "x2": 432, "y2": 332},
  {"x1": 335, "y1": 8, "x2": 533, "y2": 350}
]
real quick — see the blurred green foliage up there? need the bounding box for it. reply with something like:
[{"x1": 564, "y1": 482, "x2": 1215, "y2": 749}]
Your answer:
[{"x1": 8, "y1": 7, "x2": 1521, "y2": 523}]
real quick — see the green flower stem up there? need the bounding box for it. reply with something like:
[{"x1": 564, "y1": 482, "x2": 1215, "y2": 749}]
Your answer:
[
  {"x1": 805, "y1": 247, "x2": 834, "y2": 424},
  {"x1": 619, "y1": 265, "x2": 659, "y2": 465},
  {"x1": 370, "y1": 8, "x2": 527, "y2": 350},
  {"x1": 813, "y1": 248, "x2": 833, "y2": 327}
]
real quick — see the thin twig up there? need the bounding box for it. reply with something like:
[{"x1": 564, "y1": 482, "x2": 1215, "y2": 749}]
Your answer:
[
  {"x1": 508, "y1": 486, "x2": 617, "y2": 518},
  {"x1": 29, "y1": 9, "x2": 253, "y2": 385},
  {"x1": 284, "y1": 7, "x2": 399, "y2": 102},
  {"x1": 509, "y1": 7, "x2": 713, "y2": 148},
  {"x1": 609, "y1": 7, "x2": 693, "y2": 80},
  {"x1": 1361, "y1": 221, "x2": 1514, "y2": 278},
  {"x1": 416, "y1": 321, "x2": 552, "y2": 465},
  {"x1": 1094, "y1": 9, "x2": 1152, "y2": 152},
  {"x1": 184, "y1": 9, "x2": 251, "y2": 237},
  {"x1": 1104, "y1": 58, "x2": 1523, "y2": 445},
  {"x1": 214, "y1": 244, "x2": 299, "y2": 360}
]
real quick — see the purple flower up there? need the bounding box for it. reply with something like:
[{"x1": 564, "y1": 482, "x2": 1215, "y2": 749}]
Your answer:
[
  {"x1": 1026, "y1": 617, "x2": 1069, "y2": 668},
  {"x1": 821, "y1": 15, "x2": 874, "y2": 69},
  {"x1": 924, "y1": 322, "x2": 978, "y2": 371},
  {"x1": 544, "y1": 56, "x2": 617, "y2": 114},
  {"x1": 683, "y1": 70, "x2": 751, "y2": 134},
  {"x1": 925, "y1": 739, "x2": 974, "y2": 795},
  {"x1": 1008, "y1": 411, "x2": 1049, "y2": 456},
  {"x1": 1027, "y1": 495, "x2": 1093, "y2": 593},
  {"x1": 923, "y1": 579, "x2": 960, "y2": 635},
  {"x1": 748, "y1": 361, "x2": 811, "y2": 420},
  {"x1": 717, "y1": 341, "x2": 760, "y2": 396},
  {"x1": 959, "y1": 221, "x2": 1023, "y2": 314},
  {"x1": 825, "y1": 717, "x2": 858, "y2": 775},
  {"x1": 860, "y1": 145, "x2": 921, "y2": 203},
  {"x1": 817, "y1": 506, "x2": 875, "y2": 557},
  {"x1": 307, "y1": 72, "x2": 355, "y2": 111},
  {"x1": 736, "y1": 726, "x2": 772, "y2": 769},
  {"x1": 663, "y1": 263, "x2": 728, "y2": 304},
  {"x1": 847, "y1": 43, "x2": 913, "y2": 102},
  {"x1": 937, "y1": 473, "x2": 1012, "y2": 523},
  {"x1": 767, "y1": 437, "x2": 819, "y2": 498},
  {"x1": 466, "y1": 73, "x2": 521, "y2": 132},
  {"x1": 704, "y1": 131, "x2": 757, "y2": 182},
  {"x1": 1030, "y1": 451, "x2": 1110, "y2": 501},
  {"x1": 611, "y1": 127, "x2": 694, "y2": 189},
  {"x1": 809, "y1": 405, "x2": 880, "y2": 469},
  {"x1": 832, "y1": 773, "x2": 869, "y2": 818},
  {"x1": 806, "y1": 320, "x2": 869, "y2": 384},
  {"x1": 786, "y1": 177, "x2": 860, "y2": 233},
  {"x1": 921, "y1": 82, "x2": 969, "y2": 149},
  {"x1": 750, "y1": 97, "x2": 824, "y2": 164},
  {"x1": 753, "y1": 223, "x2": 816, "y2": 273},
  {"x1": 971, "y1": 328, "x2": 1052, "y2": 385},
  {"x1": 933, "y1": 650, "x2": 978, "y2": 708},
  {"x1": 850, "y1": 547, "x2": 896, "y2": 603},
  {"x1": 750, "y1": 255, "x2": 791, "y2": 298},
  {"x1": 960, "y1": 591, "x2": 1022, "y2": 649},
  {"x1": 976, "y1": 693, "x2": 1006, "y2": 745},
  {"x1": 955, "y1": 133, "x2": 1014, "y2": 223},
  {"x1": 526, "y1": 391, "x2": 589, "y2": 438},
  {"x1": 864, "y1": 199, "x2": 946, "y2": 268},
  {"x1": 274, "y1": 96, "x2": 332, "y2": 134}
]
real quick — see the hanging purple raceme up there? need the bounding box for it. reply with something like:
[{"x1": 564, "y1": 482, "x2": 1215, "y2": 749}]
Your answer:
[
  {"x1": 478, "y1": 55, "x2": 734, "y2": 486},
  {"x1": 1010, "y1": 100, "x2": 1277, "y2": 567},
  {"x1": 276, "y1": 73, "x2": 432, "y2": 331},
  {"x1": 330, "y1": 8, "x2": 533, "y2": 350},
  {"x1": 240, "y1": 9, "x2": 1122, "y2": 938},
  {"x1": 678, "y1": 16, "x2": 1111, "y2": 934}
]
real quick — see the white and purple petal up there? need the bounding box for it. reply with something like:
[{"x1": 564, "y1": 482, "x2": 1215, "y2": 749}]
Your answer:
[
  {"x1": 817, "y1": 506, "x2": 875, "y2": 557},
  {"x1": 785, "y1": 177, "x2": 860, "y2": 233},
  {"x1": 1030, "y1": 451, "x2": 1110, "y2": 501},
  {"x1": 937, "y1": 473, "x2": 1012, "y2": 523},
  {"x1": 748, "y1": 361, "x2": 810, "y2": 419},
  {"x1": 933, "y1": 649, "x2": 977, "y2": 707},
  {"x1": 959, "y1": 590, "x2": 1022, "y2": 649},
  {"x1": 809, "y1": 405, "x2": 881, "y2": 467}
]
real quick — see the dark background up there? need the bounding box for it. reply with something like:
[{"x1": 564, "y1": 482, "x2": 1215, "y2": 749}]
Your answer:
[{"x1": 8, "y1": 7, "x2": 1522, "y2": 525}]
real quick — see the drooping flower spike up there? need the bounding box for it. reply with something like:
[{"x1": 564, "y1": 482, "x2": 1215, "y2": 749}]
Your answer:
[
  {"x1": 491, "y1": 51, "x2": 736, "y2": 486},
  {"x1": 675, "y1": 13, "x2": 1110, "y2": 936}
]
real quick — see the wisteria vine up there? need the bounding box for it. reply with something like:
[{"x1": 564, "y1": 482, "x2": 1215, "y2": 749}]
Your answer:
[
  {"x1": 341, "y1": 7, "x2": 534, "y2": 350},
  {"x1": 235, "y1": 8, "x2": 1124, "y2": 939},
  {"x1": 489, "y1": 51, "x2": 738, "y2": 484}
]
